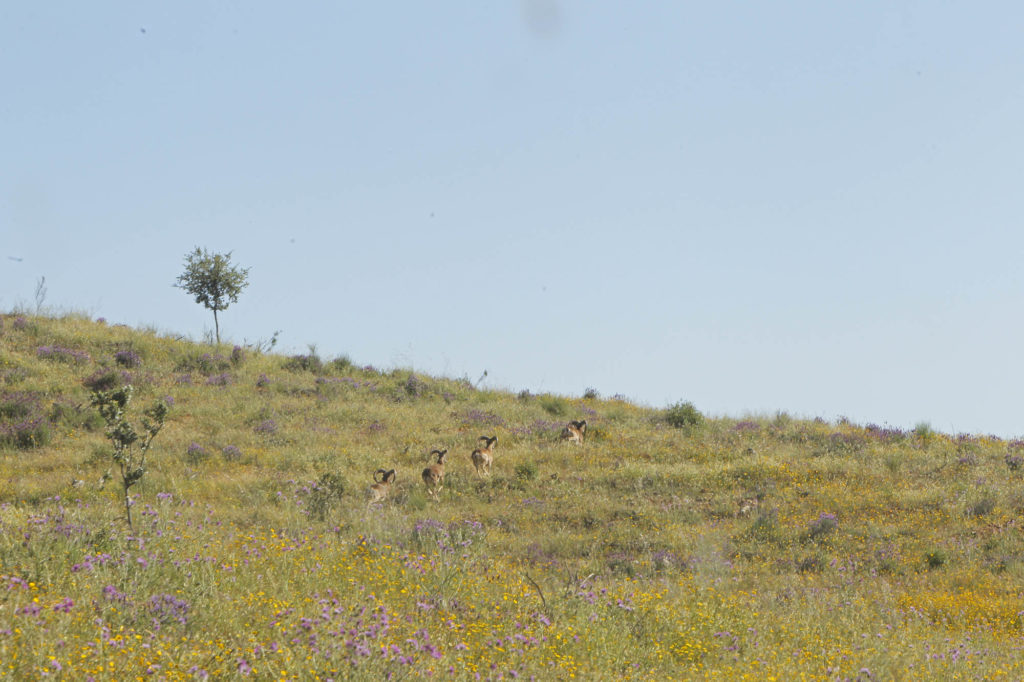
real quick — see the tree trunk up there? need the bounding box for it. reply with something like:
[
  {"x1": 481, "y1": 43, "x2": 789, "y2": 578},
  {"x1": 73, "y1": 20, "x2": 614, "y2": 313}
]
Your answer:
[
  {"x1": 124, "y1": 484, "x2": 133, "y2": 532},
  {"x1": 213, "y1": 309, "x2": 220, "y2": 345}
]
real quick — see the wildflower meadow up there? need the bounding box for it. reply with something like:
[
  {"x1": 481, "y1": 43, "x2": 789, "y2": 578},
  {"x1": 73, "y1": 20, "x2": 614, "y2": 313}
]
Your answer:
[{"x1": 2, "y1": 313, "x2": 1024, "y2": 679}]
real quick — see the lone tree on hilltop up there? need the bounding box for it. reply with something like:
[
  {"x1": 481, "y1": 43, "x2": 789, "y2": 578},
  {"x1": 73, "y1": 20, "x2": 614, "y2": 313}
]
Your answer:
[{"x1": 175, "y1": 247, "x2": 250, "y2": 344}]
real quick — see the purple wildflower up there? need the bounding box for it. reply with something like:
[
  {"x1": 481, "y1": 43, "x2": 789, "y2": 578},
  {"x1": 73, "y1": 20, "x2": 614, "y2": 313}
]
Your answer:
[
  {"x1": 52, "y1": 598, "x2": 73, "y2": 613},
  {"x1": 102, "y1": 585, "x2": 127, "y2": 602},
  {"x1": 186, "y1": 442, "x2": 208, "y2": 462},
  {"x1": 460, "y1": 409, "x2": 505, "y2": 427},
  {"x1": 36, "y1": 345, "x2": 90, "y2": 363},
  {"x1": 205, "y1": 372, "x2": 232, "y2": 386},
  {"x1": 148, "y1": 593, "x2": 190, "y2": 625},
  {"x1": 809, "y1": 512, "x2": 839, "y2": 538}
]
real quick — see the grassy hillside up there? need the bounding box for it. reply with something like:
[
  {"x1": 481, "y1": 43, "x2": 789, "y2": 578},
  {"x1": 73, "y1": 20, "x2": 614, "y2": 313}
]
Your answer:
[{"x1": 2, "y1": 312, "x2": 1023, "y2": 679}]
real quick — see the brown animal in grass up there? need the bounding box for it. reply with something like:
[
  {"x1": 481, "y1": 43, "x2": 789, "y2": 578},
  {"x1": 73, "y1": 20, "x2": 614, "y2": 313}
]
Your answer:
[
  {"x1": 367, "y1": 468, "x2": 396, "y2": 507},
  {"x1": 421, "y1": 449, "x2": 448, "y2": 499},
  {"x1": 563, "y1": 420, "x2": 587, "y2": 445},
  {"x1": 471, "y1": 436, "x2": 497, "y2": 476}
]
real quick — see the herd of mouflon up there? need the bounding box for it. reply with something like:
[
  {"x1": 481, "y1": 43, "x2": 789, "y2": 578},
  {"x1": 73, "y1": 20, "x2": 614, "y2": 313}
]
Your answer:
[{"x1": 366, "y1": 419, "x2": 587, "y2": 506}]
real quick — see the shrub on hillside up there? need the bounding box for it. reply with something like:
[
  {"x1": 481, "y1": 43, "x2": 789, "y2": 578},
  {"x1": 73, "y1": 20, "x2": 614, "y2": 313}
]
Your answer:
[
  {"x1": 826, "y1": 432, "x2": 867, "y2": 455},
  {"x1": 515, "y1": 461, "x2": 538, "y2": 481},
  {"x1": 284, "y1": 352, "x2": 323, "y2": 373},
  {"x1": 254, "y1": 419, "x2": 278, "y2": 435},
  {"x1": 866, "y1": 423, "x2": 906, "y2": 443},
  {"x1": 967, "y1": 496, "x2": 996, "y2": 518},
  {"x1": 37, "y1": 345, "x2": 90, "y2": 364},
  {"x1": 0, "y1": 392, "x2": 39, "y2": 421},
  {"x1": 83, "y1": 369, "x2": 131, "y2": 393},
  {"x1": 664, "y1": 401, "x2": 703, "y2": 429},
  {"x1": 0, "y1": 392, "x2": 51, "y2": 450},
  {"x1": 176, "y1": 352, "x2": 231, "y2": 375},
  {"x1": 0, "y1": 416, "x2": 51, "y2": 450},
  {"x1": 329, "y1": 355, "x2": 352, "y2": 372},
  {"x1": 773, "y1": 411, "x2": 794, "y2": 428},
  {"x1": 205, "y1": 372, "x2": 232, "y2": 386},
  {"x1": 307, "y1": 473, "x2": 346, "y2": 521},
  {"x1": 539, "y1": 396, "x2": 568, "y2": 417},
  {"x1": 461, "y1": 409, "x2": 505, "y2": 427},
  {"x1": 49, "y1": 399, "x2": 105, "y2": 433},
  {"x1": 925, "y1": 548, "x2": 947, "y2": 569},
  {"x1": 89, "y1": 385, "x2": 170, "y2": 531},
  {"x1": 186, "y1": 442, "x2": 209, "y2": 464},
  {"x1": 808, "y1": 512, "x2": 839, "y2": 539},
  {"x1": 913, "y1": 422, "x2": 934, "y2": 439},
  {"x1": 114, "y1": 349, "x2": 142, "y2": 368},
  {"x1": 745, "y1": 508, "x2": 781, "y2": 543},
  {"x1": 404, "y1": 373, "x2": 428, "y2": 399},
  {"x1": 1, "y1": 366, "x2": 29, "y2": 386}
]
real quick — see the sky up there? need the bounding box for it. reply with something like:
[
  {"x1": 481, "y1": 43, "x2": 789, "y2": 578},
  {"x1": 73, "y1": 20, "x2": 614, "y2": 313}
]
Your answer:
[{"x1": 3, "y1": 2, "x2": 1024, "y2": 436}]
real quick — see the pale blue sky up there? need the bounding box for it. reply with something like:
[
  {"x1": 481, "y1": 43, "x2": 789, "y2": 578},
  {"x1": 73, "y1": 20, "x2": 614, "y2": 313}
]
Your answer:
[{"x1": 3, "y1": 2, "x2": 1024, "y2": 436}]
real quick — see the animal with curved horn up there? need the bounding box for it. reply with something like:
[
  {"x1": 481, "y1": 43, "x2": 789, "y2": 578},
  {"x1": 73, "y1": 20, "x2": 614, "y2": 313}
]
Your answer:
[
  {"x1": 563, "y1": 420, "x2": 587, "y2": 445},
  {"x1": 422, "y1": 449, "x2": 448, "y2": 499},
  {"x1": 367, "y1": 468, "x2": 396, "y2": 507},
  {"x1": 471, "y1": 435, "x2": 497, "y2": 476}
]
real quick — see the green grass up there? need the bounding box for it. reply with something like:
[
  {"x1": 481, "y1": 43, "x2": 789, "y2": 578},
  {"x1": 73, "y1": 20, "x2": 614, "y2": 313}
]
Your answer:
[{"x1": 1, "y1": 312, "x2": 1023, "y2": 679}]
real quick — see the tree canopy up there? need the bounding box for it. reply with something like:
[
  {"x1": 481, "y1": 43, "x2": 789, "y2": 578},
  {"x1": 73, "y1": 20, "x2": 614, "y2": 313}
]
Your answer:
[{"x1": 175, "y1": 247, "x2": 250, "y2": 344}]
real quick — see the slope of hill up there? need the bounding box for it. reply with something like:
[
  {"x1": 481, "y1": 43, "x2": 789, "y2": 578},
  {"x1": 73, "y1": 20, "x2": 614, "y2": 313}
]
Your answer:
[{"x1": 1, "y1": 313, "x2": 1023, "y2": 679}]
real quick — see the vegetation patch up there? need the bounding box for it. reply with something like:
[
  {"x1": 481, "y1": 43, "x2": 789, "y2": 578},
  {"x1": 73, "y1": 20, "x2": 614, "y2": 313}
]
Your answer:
[{"x1": 1, "y1": 314, "x2": 1024, "y2": 679}]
